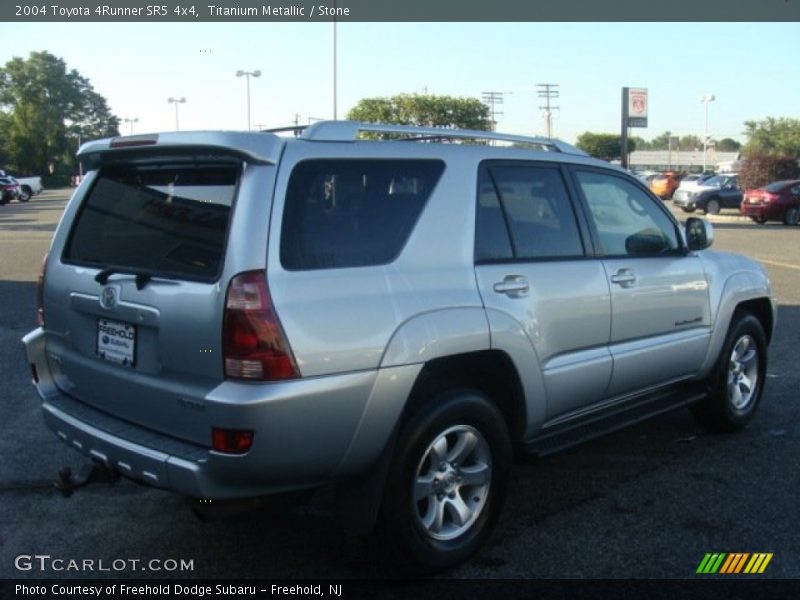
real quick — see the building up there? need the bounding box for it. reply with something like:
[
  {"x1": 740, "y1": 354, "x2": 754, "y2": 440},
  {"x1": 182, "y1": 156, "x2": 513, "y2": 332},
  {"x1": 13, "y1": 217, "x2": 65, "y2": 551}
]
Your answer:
[{"x1": 629, "y1": 150, "x2": 741, "y2": 173}]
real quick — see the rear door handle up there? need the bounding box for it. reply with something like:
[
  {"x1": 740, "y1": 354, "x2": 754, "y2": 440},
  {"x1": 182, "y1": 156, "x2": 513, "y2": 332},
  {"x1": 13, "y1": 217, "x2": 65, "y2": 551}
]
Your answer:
[
  {"x1": 610, "y1": 269, "x2": 636, "y2": 288},
  {"x1": 493, "y1": 275, "x2": 529, "y2": 298}
]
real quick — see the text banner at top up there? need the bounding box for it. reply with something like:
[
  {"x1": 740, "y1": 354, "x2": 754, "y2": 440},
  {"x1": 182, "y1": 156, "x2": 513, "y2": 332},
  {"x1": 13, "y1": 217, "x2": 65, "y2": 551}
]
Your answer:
[{"x1": 3, "y1": 0, "x2": 800, "y2": 22}]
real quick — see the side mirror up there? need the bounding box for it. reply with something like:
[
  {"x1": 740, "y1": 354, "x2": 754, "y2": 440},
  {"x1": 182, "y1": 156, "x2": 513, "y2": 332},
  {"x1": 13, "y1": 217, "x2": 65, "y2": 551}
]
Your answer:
[{"x1": 685, "y1": 217, "x2": 714, "y2": 251}]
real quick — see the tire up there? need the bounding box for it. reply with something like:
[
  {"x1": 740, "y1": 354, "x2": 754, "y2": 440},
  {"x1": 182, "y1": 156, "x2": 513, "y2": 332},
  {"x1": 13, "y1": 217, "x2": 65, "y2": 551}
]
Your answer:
[
  {"x1": 692, "y1": 313, "x2": 767, "y2": 433},
  {"x1": 705, "y1": 198, "x2": 721, "y2": 215},
  {"x1": 783, "y1": 207, "x2": 800, "y2": 226},
  {"x1": 681, "y1": 206, "x2": 696, "y2": 213},
  {"x1": 750, "y1": 216, "x2": 767, "y2": 225},
  {"x1": 18, "y1": 187, "x2": 31, "y2": 202},
  {"x1": 378, "y1": 388, "x2": 511, "y2": 573}
]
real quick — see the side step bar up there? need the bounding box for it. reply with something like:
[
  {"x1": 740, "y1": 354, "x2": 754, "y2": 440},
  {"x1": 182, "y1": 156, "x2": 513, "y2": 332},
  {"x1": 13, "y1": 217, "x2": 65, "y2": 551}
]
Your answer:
[{"x1": 526, "y1": 385, "x2": 707, "y2": 456}]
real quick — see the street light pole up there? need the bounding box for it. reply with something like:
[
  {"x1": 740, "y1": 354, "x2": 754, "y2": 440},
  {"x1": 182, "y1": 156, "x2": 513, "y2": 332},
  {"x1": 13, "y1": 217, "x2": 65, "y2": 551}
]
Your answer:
[
  {"x1": 236, "y1": 70, "x2": 261, "y2": 130},
  {"x1": 123, "y1": 117, "x2": 139, "y2": 135},
  {"x1": 167, "y1": 97, "x2": 186, "y2": 130},
  {"x1": 699, "y1": 94, "x2": 715, "y2": 173}
]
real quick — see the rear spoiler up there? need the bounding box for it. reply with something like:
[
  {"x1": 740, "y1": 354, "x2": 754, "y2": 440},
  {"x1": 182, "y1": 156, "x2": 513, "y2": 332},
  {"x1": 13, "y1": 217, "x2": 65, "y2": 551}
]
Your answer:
[{"x1": 77, "y1": 131, "x2": 284, "y2": 169}]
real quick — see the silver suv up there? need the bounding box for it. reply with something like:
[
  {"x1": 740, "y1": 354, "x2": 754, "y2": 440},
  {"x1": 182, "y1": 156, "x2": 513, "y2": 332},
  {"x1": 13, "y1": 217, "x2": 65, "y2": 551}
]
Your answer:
[{"x1": 23, "y1": 121, "x2": 775, "y2": 572}]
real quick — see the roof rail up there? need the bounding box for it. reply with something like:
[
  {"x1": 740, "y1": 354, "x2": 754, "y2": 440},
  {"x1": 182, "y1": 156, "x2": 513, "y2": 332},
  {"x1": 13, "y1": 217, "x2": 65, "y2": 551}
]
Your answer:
[{"x1": 299, "y1": 120, "x2": 587, "y2": 156}]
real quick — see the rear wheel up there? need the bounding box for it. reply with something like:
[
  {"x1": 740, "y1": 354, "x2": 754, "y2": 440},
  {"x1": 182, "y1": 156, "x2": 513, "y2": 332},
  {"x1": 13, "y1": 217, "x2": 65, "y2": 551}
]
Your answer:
[
  {"x1": 783, "y1": 207, "x2": 800, "y2": 226},
  {"x1": 705, "y1": 198, "x2": 721, "y2": 215},
  {"x1": 750, "y1": 216, "x2": 767, "y2": 224},
  {"x1": 378, "y1": 388, "x2": 511, "y2": 573},
  {"x1": 692, "y1": 313, "x2": 767, "y2": 433},
  {"x1": 681, "y1": 206, "x2": 696, "y2": 213},
  {"x1": 18, "y1": 187, "x2": 31, "y2": 202}
]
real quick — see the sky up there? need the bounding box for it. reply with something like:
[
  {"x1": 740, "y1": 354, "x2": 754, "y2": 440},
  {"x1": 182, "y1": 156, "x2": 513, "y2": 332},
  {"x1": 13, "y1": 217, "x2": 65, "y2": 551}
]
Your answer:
[{"x1": 1, "y1": 22, "x2": 799, "y2": 145}]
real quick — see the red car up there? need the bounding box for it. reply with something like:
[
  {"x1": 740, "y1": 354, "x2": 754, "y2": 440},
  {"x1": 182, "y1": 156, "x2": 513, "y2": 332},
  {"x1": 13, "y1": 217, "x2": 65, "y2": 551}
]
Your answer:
[{"x1": 740, "y1": 180, "x2": 800, "y2": 225}]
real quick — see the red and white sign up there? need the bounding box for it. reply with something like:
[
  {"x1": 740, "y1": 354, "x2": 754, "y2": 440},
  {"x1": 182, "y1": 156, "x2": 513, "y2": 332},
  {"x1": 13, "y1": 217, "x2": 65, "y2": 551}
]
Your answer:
[{"x1": 628, "y1": 88, "x2": 648, "y2": 127}]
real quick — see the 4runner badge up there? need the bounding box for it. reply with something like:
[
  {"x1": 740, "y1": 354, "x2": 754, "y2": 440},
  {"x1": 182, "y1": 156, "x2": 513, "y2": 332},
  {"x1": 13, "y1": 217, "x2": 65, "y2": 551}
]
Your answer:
[{"x1": 99, "y1": 285, "x2": 120, "y2": 310}]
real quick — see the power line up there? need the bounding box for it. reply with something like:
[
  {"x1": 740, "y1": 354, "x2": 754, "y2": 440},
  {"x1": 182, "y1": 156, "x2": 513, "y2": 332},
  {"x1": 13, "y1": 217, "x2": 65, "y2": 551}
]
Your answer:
[
  {"x1": 537, "y1": 83, "x2": 560, "y2": 138},
  {"x1": 482, "y1": 91, "x2": 511, "y2": 132}
]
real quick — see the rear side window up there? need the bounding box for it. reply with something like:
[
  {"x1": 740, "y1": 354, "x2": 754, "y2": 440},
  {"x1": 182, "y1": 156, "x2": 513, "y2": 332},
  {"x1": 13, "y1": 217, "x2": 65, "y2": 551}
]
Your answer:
[
  {"x1": 476, "y1": 165, "x2": 584, "y2": 261},
  {"x1": 64, "y1": 163, "x2": 238, "y2": 280},
  {"x1": 281, "y1": 159, "x2": 444, "y2": 270}
]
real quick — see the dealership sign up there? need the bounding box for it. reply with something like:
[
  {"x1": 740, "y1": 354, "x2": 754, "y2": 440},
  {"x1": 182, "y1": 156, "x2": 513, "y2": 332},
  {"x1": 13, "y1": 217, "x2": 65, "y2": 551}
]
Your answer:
[{"x1": 628, "y1": 88, "x2": 648, "y2": 128}]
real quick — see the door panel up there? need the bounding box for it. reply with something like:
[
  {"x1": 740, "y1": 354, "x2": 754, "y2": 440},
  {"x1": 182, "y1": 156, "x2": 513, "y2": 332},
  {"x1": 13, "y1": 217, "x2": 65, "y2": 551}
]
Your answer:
[
  {"x1": 474, "y1": 163, "x2": 612, "y2": 420},
  {"x1": 573, "y1": 168, "x2": 712, "y2": 398}
]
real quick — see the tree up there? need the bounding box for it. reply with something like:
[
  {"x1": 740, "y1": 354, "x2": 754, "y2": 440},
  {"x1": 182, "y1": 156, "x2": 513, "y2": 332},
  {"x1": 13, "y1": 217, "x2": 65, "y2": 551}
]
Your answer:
[
  {"x1": 742, "y1": 117, "x2": 800, "y2": 158},
  {"x1": 347, "y1": 93, "x2": 490, "y2": 131},
  {"x1": 715, "y1": 137, "x2": 741, "y2": 153},
  {"x1": 0, "y1": 51, "x2": 119, "y2": 178},
  {"x1": 678, "y1": 135, "x2": 703, "y2": 151},
  {"x1": 738, "y1": 154, "x2": 800, "y2": 191},
  {"x1": 575, "y1": 132, "x2": 634, "y2": 161}
]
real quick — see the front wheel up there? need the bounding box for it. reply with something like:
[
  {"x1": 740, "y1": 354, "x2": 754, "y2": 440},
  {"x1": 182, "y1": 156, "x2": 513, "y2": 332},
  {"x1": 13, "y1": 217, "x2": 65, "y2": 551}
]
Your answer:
[
  {"x1": 750, "y1": 216, "x2": 767, "y2": 224},
  {"x1": 692, "y1": 313, "x2": 767, "y2": 433},
  {"x1": 783, "y1": 207, "x2": 800, "y2": 226},
  {"x1": 378, "y1": 388, "x2": 511, "y2": 573},
  {"x1": 681, "y1": 206, "x2": 696, "y2": 213},
  {"x1": 705, "y1": 198, "x2": 721, "y2": 215}
]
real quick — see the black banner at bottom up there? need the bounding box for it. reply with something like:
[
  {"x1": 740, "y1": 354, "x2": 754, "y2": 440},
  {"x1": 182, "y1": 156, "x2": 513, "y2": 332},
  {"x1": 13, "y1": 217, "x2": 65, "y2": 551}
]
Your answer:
[{"x1": 3, "y1": 579, "x2": 799, "y2": 600}]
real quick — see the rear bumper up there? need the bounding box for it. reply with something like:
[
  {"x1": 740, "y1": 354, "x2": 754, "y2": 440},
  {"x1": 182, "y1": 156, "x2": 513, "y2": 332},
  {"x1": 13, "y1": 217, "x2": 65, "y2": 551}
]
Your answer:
[
  {"x1": 740, "y1": 203, "x2": 783, "y2": 220},
  {"x1": 23, "y1": 328, "x2": 418, "y2": 499}
]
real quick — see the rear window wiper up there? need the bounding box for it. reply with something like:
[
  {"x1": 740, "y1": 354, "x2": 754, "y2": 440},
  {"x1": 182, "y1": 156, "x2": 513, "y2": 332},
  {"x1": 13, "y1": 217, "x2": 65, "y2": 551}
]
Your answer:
[{"x1": 95, "y1": 267, "x2": 153, "y2": 290}]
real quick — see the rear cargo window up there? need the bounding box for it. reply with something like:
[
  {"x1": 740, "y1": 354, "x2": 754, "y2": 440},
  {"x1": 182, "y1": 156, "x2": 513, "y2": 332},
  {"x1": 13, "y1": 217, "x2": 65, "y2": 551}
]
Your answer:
[
  {"x1": 281, "y1": 159, "x2": 444, "y2": 270},
  {"x1": 64, "y1": 163, "x2": 238, "y2": 280}
]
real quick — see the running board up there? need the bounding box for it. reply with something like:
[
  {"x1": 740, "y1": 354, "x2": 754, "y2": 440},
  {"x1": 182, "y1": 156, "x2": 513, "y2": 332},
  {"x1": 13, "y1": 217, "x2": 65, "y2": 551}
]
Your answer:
[{"x1": 525, "y1": 385, "x2": 707, "y2": 456}]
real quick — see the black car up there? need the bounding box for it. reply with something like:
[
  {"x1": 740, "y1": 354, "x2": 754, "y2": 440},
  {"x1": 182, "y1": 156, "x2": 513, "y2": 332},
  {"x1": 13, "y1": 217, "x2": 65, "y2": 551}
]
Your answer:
[{"x1": 672, "y1": 174, "x2": 741, "y2": 214}]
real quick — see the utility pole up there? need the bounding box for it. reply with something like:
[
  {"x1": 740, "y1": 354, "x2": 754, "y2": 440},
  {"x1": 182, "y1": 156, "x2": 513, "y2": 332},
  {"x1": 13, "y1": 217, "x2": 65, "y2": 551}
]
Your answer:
[
  {"x1": 537, "y1": 83, "x2": 560, "y2": 138},
  {"x1": 481, "y1": 91, "x2": 509, "y2": 132}
]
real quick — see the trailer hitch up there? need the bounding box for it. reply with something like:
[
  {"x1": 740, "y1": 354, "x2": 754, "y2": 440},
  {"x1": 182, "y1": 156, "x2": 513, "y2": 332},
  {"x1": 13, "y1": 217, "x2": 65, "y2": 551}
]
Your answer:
[{"x1": 55, "y1": 463, "x2": 120, "y2": 497}]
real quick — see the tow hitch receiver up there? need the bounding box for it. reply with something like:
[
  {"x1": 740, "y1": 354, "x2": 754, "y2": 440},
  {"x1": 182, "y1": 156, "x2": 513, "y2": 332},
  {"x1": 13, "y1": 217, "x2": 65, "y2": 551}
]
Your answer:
[{"x1": 55, "y1": 463, "x2": 120, "y2": 497}]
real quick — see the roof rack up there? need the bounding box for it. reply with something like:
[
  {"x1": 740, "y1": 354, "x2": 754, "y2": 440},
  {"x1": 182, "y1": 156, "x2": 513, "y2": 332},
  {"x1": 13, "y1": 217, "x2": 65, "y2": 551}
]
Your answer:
[{"x1": 299, "y1": 120, "x2": 587, "y2": 156}]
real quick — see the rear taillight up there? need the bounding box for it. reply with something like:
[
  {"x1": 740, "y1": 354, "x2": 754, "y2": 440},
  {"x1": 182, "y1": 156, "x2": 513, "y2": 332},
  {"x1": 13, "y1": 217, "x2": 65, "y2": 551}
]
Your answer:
[
  {"x1": 222, "y1": 271, "x2": 299, "y2": 381},
  {"x1": 764, "y1": 193, "x2": 779, "y2": 203},
  {"x1": 36, "y1": 253, "x2": 48, "y2": 327}
]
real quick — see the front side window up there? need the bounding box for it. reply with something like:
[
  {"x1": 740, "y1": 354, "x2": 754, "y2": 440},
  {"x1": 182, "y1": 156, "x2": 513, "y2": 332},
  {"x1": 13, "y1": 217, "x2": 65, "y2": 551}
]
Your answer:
[
  {"x1": 281, "y1": 159, "x2": 444, "y2": 270},
  {"x1": 575, "y1": 170, "x2": 680, "y2": 257}
]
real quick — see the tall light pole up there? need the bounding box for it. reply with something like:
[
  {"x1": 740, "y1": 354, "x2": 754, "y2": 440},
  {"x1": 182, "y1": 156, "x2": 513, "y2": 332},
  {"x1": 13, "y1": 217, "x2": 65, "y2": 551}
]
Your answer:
[
  {"x1": 235, "y1": 69, "x2": 261, "y2": 130},
  {"x1": 332, "y1": 14, "x2": 338, "y2": 120},
  {"x1": 123, "y1": 117, "x2": 139, "y2": 135},
  {"x1": 699, "y1": 94, "x2": 715, "y2": 173},
  {"x1": 167, "y1": 97, "x2": 186, "y2": 131}
]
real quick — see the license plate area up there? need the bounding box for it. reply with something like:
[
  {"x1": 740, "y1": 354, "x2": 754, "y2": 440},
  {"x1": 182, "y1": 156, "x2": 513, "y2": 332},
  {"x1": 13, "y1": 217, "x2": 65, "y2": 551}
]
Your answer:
[{"x1": 97, "y1": 319, "x2": 136, "y2": 366}]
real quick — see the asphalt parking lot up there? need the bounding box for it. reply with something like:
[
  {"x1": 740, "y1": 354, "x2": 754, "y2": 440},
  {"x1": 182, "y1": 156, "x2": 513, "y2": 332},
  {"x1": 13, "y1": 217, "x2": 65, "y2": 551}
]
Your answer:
[{"x1": 1, "y1": 190, "x2": 799, "y2": 582}]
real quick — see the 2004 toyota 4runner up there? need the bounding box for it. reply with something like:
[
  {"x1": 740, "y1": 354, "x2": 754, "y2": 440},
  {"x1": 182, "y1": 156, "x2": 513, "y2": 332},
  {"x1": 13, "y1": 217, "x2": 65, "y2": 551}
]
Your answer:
[{"x1": 23, "y1": 121, "x2": 775, "y2": 572}]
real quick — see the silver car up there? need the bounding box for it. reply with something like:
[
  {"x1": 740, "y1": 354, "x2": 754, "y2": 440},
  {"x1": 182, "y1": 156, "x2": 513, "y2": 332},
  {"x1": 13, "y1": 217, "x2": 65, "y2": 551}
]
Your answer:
[{"x1": 23, "y1": 121, "x2": 775, "y2": 572}]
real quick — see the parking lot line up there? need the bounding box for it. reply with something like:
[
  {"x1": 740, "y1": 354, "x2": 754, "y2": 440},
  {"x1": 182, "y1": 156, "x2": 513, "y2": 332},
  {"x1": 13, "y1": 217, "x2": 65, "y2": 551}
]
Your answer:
[{"x1": 757, "y1": 258, "x2": 800, "y2": 272}]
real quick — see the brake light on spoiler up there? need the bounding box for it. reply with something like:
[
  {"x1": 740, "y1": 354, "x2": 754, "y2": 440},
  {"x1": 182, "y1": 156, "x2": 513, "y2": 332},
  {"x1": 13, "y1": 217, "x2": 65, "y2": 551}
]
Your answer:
[{"x1": 109, "y1": 134, "x2": 159, "y2": 148}]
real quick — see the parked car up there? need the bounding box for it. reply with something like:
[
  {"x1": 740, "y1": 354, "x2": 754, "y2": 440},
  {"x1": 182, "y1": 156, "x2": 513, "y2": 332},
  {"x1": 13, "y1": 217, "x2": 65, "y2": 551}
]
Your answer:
[
  {"x1": 649, "y1": 171, "x2": 681, "y2": 199},
  {"x1": 23, "y1": 122, "x2": 775, "y2": 572},
  {"x1": 673, "y1": 173, "x2": 741, "y2": 214},
  {"x1": 0, "y1": 170, "x2": 42, "y2": 201},
  {"x1": 740, "y1": 180, "x2": 800, "y2": 225},
  {"x1": 0, "y1": 176, "x2": 20, "y2": 204},
  {"x1": 677, "y1": 173, "x2": 715, "y2": 190}
]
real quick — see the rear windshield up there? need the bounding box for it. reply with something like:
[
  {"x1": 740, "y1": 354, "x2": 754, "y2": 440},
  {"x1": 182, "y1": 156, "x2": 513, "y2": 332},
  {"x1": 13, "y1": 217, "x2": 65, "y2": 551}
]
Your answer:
[
  {"x1": 764, "y1": 181, "x2": 792, "y2": 192},
  {"x1": 281, "y1": 159, "x2": 444, "y2": 270},
  {"x1": 64, "y1": 162, "x2": 238, "y2": 280}
]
